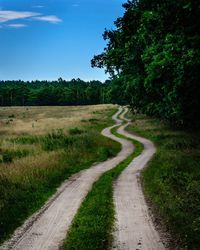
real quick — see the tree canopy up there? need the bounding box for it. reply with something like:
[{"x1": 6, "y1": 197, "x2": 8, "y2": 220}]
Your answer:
[
  {"x1": 92, "y1": 0, "x2": 200, "y2": 128},
  {"x1": 0, "y1": 79, "x2": 114, "y2": 106}
]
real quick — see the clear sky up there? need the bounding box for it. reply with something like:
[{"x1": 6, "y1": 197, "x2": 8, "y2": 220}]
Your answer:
[{"x1": 0, "y1": 0, "x2": 125, "y2": 82}]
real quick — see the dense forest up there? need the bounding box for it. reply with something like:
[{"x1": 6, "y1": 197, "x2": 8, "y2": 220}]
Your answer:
[
  {"x1": 92, "y1": 0, "x2": 200, "y2": 128},
  {"x1": 0, "y1": 79, "x2": 122, "y2": 106}
]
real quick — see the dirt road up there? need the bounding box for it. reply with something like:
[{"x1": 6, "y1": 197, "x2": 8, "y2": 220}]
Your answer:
[
  {"x1": 0, "y1": 107, "x2": 134, "y2": 250},
  {"x1": 112, "y1": 108, "x2": 165, "y2": 250},
  {"x1": 1, "y1": 107, "x2": 165, "y2": 250}
]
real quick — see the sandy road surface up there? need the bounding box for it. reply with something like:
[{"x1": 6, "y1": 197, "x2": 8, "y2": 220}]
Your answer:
[
  {"x1": 0, "y1": 107, "x2": 134, "y2": 250},
  {"x1": 112, "y1": 108, "x2": 165, "y2": 250}
]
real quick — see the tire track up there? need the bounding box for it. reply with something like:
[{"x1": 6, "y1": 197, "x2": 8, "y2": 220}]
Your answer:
[
  {"x1": 112, "y1": 108, "x2": 165, "y2": 250},
  {"x1": 0, "y1": 107, "x2": 134, "y2": 250}
]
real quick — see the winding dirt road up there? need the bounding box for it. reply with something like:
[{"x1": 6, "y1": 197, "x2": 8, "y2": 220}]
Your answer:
[
  {"x1": 1, "y1": 107, "x2": 165, "y2": 250},
  {"x1": 112, "y1": 108, "x2": 165, "y2": 250},
  {"x1": 1, "y1": 107, "x2": 134, "y2": 250}
]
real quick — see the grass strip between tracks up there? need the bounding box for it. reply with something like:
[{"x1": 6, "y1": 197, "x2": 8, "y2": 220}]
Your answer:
[{"x1": 62, "y1": 125, "x2": 143, "y2": 250}]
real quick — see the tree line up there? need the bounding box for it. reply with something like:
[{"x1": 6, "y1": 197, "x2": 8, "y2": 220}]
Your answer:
[
  {"x1": 92, "y1": 0, "x2": 200, "y2": 128},
  {"x1": 0, "y1": 78, "x2": 124, "y2": 106}
]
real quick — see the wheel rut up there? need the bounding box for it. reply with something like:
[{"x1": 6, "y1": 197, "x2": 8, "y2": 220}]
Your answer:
[
  {"x1": 1, "y1": 107, "x2": 165, "y2": 250},
  {"x1": 112, "y1": 108, "x2": 165, "y2": 250},
  {"x1": 0, "y1": 107, "x2": 133, "y2": 250}
]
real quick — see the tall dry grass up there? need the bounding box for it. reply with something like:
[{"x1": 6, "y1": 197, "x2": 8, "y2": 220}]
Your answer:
[{"x1": 0, "y1": 105, "x2": 113, "y2": 136}]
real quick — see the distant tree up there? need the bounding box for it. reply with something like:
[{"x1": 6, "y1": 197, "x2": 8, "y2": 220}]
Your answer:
[{"x1": 0, "y1": 79, "x2": 108, "y2": 106}]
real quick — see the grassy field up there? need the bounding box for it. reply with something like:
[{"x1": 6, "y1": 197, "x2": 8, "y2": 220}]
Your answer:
[
  {"x1": 62, "y1": 126, "x2": 143, "y2": 250},
  {"x1": 0, "y1": 105, "x2": 120, "y2": 244},
  {"x1": 126, "y1": 112, "x2": 200, "y2": 249}
]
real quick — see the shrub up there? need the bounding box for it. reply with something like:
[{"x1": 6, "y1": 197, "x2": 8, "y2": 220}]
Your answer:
[{"x1": 69, "y1": 127, "x2": 84, "y2": 135}]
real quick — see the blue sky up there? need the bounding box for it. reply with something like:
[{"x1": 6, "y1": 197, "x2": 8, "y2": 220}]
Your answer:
[{"x1": 0, "y1": 0, "x2": 125, "y2": 81}]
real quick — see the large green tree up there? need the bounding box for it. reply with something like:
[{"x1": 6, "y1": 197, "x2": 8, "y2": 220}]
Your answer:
[{"x1": 92, "y1": 0, "x2": 200, "y2": 128}]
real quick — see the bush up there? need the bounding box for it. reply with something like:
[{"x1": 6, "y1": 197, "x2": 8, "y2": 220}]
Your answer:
[
  {"x1": 2, "y1": 151, "x2": 13, "y2": 163},
  {"x1": 42, "y1": 130, "x2": 74, "y2": 151},
  {"x1": 69, "y1": 127, "x2": 84, "y2": 135},
  {"x1": 2, "y1": 149, "x2": 30, "y2": 163}
]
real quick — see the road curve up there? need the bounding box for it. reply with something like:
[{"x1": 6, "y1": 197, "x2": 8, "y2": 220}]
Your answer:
[
  {"x1": 0, "y1": 107, "x2": 134, "y2": 250},
  {"x1": 112, "y1": 108, "x2": 165, "y2": 250}
]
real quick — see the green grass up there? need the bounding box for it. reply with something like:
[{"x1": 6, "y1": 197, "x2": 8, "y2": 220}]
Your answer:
[
  {"x1": 126, "y1": 114, "x2": 200, "y2": 249},
  {"x1": 10, "y1": 136, "x2": 40, "y2": 144},
  {"x1": 0, "y1": 108, "x2": 121, "y2": 244},
  {"x1": 69, "y1": 127, "x2": 85, "y2": 135},
  {"x1": 0, "y1": 149, "x2": 30, "y2": 163},
  {"x1": 62, "y1": 126, "x2": 143, "y2": 250}
]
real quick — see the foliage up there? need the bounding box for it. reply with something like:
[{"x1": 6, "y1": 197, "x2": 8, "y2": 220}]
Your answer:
[
  {"x1": 92, "y1": 0, "x2": 200, "y2": 128},
  {"x1": 0, "y1": 79, "x2": 113, "y2": 106}
]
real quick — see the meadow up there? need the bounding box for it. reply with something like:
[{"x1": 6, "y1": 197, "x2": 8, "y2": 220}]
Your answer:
[{"x1": 0, "y1": 105, "x2": 120, "y2": 243}]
